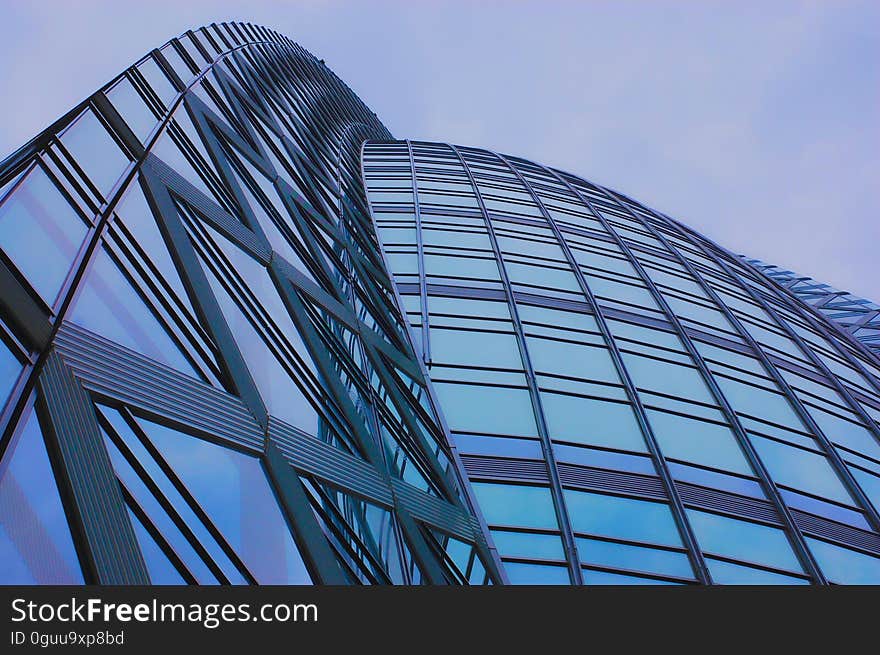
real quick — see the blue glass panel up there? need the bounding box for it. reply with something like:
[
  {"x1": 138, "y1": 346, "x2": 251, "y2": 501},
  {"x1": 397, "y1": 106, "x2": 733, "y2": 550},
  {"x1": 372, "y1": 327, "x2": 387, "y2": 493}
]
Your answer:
[
  {"x1": 542, "y1": 392, "x2": 646, "y2": 452},
  {"x1": 99, "y1": 417, "x2": 226, "y2": 584},
  {"x1": 646, "y1": 410, "x2": 752, "y2": 475},
  {"x1": 852, "y1": 468, "x2": 880, "y2": 516},
  {"x1": 430, "y1": 328, "x2": 522, "y2": 369},
  {"x1": 107, "y1": 77, "x2": 158, "y2": 145},
  {"x1": 806, "y1": 537, "x2": 880, "y2": 584},
  {"x1": 70, "y1": 247, "x2": 199, "y2": 378},
  {"x1": 706, "y1": 558, "x2": 809, "y2": 585},
  {"x1": 0, "y1": 338, "x2": 22, "y2": 411},
  {"x1": 564, "y1": 490, "x2": 682, "y2": 547},
  {"x1": 667, "y1": 462, "x2": 764, "y2": 498},
  {"x1": 142, "y1": 419, "x2": 312, "y2": 584},
  {"x1": 504, "y1": 561, "x2": 570, "y2": 584},
  {"x1": 0, "y1": 164, "x2": 87, "y2": 305},
  {"x1": 454, "y1": 434, "x2": 543, "y2": 460},
  {"x1": 126, "y1": 508, "x2": 185, "y2": 585},
  {"x1": 60, "y1": 109, "x2": 129, "y2": 196},
  {"x1": 199, "y1": 240, "x2": 319, "y2": 434},
  {"x1": 491, "y1": 530, "x2": 565, "y2": 561},
  {"x1": 751, "y1": 435, "x2": 852, "y2": 504},
  {"x1": 527, "y1": 337, "x2": 619, "y2": 383},
  {"x1": 0, "y1": 407, "x2": 83, "y2": 584},
  {"x1": 622, "y1": 353, "x2": 714, "y2": 404},
  {"x1": 686, "y1": 509, "x2": 802, "y2": 573},
  {"x1": 433, "y1": 383, "x2": 538, "y2": 437},
  {"x1": 472, "y1": 483, "x2": 559, "y2": 531},
  {"x1": 582, "y1": 569, "x2": 680, "y2": 585},
  {"x1": 808, "y1": 407, "x2": 880, "y2": 461},
  {"x1": 553, "y1": 443, "x2": 656, "y2": 474},
  {"x1": 576, "y1": 537, "x2": 694, "y2": 579}
]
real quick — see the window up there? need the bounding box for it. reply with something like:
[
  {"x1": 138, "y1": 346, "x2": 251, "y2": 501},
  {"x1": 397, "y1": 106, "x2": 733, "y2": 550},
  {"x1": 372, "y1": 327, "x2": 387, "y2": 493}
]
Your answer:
[
  {"x1": 806, "y1": 537, "x2": 880, "y2": 584},
  {"x1": 527, "y1": 337, "x2": 619, "y2": 383},
  {"x1": 542, "y1": 392, "x2": 646, "y2": 452},
  {"x1": 646, "y1": 410, "x2": 752, "y2": 475},
  {"x1": 472, "y1": 483, "x2": 558, "y2": 531},
  {"x1": 686, "y1": 509, "x2": 802, "y2": 573},
  {"x1": 433, "y1": 383, "x2": 538, "y2": 437},
  {"x1": 0, "y1": 164, "x2": 88, "y2": 305},
  {"x1": 564, "y1": 490, "x2": 682, "y2": 547}
]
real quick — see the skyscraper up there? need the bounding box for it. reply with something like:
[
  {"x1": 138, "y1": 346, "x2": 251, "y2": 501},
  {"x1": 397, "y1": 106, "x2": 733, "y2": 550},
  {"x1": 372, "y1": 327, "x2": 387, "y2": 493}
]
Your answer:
[
  {"x1": 0, "y1": 23, "x2": 500, "y2": 586},
  {"x1": 2, "y1": 23, "x2": 879, "y2": 585}
]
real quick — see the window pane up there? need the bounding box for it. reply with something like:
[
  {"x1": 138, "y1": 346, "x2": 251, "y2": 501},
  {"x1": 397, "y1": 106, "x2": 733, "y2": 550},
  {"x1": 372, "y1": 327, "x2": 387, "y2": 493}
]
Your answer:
[
  {"x1": 806, "y1": 537, "x2": 880, "y2": 584},
  {"x1": 0, "y1": 165, "x2": 87, "y2": 305},
  {"x1": 706, "y1": 558, "x2": 809, "y2": 585},
  {"x1": 542, "y1": 392, "x2": 646, "y2": 452},
  {"x1": 687, "y1": 509, "x2": 802, "y2": 573},
  {"x1": 576, "y1": 537, "x2": 694, "y2": 579},
  {"x1": 492, "y1": 530, "x2": 565, "y2": 561},
  {"x1": 472, "y1": 483, "x2": 558, "y2": 531},
  {"x1": 646, "y1": 410, "x2": 752, "y2": 475},
  {"x1": 434, "y1": 383, "x2": 538, "y2": 437},
  {"x1": 505, "y1": 561, "x2": 570, "y2": 584},
  {"x1": 564, "y1": 490, "x2": 682, "y2": 547},
  {"x1": 143, "y1": 419, "x2": 312, "y2": 584},
  {"x1": 0, "y1": 407, "x2": 83, "y2": 584}
]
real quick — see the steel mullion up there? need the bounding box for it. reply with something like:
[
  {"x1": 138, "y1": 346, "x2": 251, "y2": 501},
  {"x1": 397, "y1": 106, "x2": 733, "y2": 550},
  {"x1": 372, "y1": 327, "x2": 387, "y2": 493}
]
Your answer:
[{"x1": 404, "y1": 139, "x2": 432, "y2": 364}]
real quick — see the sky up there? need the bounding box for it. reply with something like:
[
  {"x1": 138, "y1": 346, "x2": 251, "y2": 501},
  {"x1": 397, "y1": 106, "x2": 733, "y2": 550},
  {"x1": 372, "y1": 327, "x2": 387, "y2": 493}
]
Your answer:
[{"x1": 1, "y1": 1, "x2": 877, "y2": 300}]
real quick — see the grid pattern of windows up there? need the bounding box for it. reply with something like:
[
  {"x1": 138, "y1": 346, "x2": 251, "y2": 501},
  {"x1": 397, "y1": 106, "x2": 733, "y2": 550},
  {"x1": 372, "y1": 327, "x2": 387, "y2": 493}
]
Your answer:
[
  {"x1": 0, "y1": 25, "x2": 501, "y2": 585},
  {"x1": 363, "y1": 140, "x2": 880, "y2": 585}
]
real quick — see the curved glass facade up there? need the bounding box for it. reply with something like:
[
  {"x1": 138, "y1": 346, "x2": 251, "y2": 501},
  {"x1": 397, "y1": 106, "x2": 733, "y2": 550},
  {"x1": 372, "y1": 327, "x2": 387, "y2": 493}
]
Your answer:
[
  {"x1": 363, "y1": 140, "x2": 880, "y2": 585},
  {"x1": 2, "y1": 21, "x2": 879, "y2": 586},
  {"x1": 0, "y1": 24, "x2": 500, "y2": 585}
]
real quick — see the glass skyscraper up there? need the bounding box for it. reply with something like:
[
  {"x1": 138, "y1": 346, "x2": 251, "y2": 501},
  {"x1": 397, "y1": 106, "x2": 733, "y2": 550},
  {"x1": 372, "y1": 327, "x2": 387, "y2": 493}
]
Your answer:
[{"x1": 2, "y1": 23, "x2": 879, "y2": 585}]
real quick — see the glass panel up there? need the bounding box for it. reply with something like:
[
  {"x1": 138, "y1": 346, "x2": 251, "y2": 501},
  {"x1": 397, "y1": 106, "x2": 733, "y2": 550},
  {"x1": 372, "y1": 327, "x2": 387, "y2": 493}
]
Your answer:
[
  {"x1": 542, "y1": 392, "x2": 646, "y2": 452},
  {"x1": 0, "y1": 164, "x2": 88, "y2": 305},
  {"x1": 433, "y1": 383, "x2": 538, "y2": 437},
  {"x1": 430, "y1": 328, "x2": 522, "y2": 369},
  {"x1": 454, "y1": 434, "x2": 543, "y2": 459},
  {"x1": 751, "y1": 436, "x2": 852, "y2": 504},
  {"x1": 70, "y1": 247, "x2": 199, "y2": 378},
  {"x1": 576, "y1": 537, "x2": 694, "y2": 579},
  {"x1": 806, "y1": 537, "x2": 880, "y2": 584},
  {"x1": 582, "y1": 569, "x2": 680, "y2": 585},
  {"x1": 491, "y1": 530, "x2": 565, "y2": 561},
  {"x1": 0, "y1": 338, "x2": 22, "y2": 411},
  {"x1": 504, "y1": 561, "x2": 570, "y2": 584},
  {"x1": 142, "y1": 419, "x2": 312, "y2": 584},
  {"x1": 126, "y1": 508, "x2": 186, "y2": 585},
  {"x1": 60, "y1": 109, "x2": 129, "y2": 196},
  {"x1": 706, "y1": 558, "x2": 809, "y2": 585},
  {"x1": 686, "y1": 509, "x2": 802, "y2": 573},
  {"x1": 527, "y1": 337, "x2": 619, "y2": 383},
  {"x1": 0, "y1": 407, "x2": 83, "y2": 584},
  {"x1": 107, "y1": 77, "x2": 158, "y2": 145},
  {"x1": 564, "y1": 490, "x2": 682, "y2": 547},
  {"x1": 646, "y1": 410, "x2": 752, "y2": 475},
  {"x1": 472, "y1": 483, "x2": 559, "y2": 531}
]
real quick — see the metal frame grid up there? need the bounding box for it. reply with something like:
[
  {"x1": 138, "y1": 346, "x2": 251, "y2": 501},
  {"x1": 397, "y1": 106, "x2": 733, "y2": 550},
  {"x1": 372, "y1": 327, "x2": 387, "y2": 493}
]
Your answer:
[
  {"x1": 363, "y1": 139, "x2": 880, "y2": 585},
  {"x1": 0, "y1": 24, "x2": 501, "y2": 585},
  {"x1": 742, "y1": 258, "x2": 880, "y2": 356}
]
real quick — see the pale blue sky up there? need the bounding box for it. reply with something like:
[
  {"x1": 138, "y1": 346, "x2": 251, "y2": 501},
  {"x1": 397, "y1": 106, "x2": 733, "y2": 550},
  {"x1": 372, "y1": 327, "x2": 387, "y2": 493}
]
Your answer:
[{"x1": 1, "y1": 1, "x2": 877, "y2": 299}]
